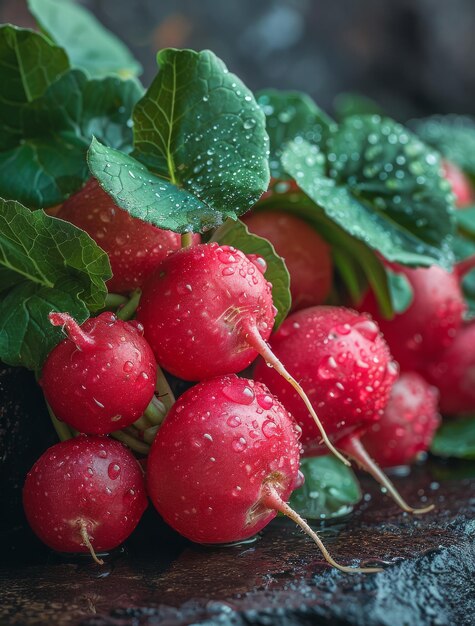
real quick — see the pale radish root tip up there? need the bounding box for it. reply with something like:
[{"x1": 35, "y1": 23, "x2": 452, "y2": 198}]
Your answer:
[
  {"x1": 262, "y1": 481, "x2": 382, "y2": 574},
  {"x1": 79, "y1": 522, "x2": 104, "y2": 565},
  {"x1": 241, "y1": 320, "x2": 350, "y2": 467},
  {"x1": 339, "y1": 435, "x2": 435, "y2": 516},
  {"x1": 48, "y1": 312, "x2": 95, "y2": 349}
]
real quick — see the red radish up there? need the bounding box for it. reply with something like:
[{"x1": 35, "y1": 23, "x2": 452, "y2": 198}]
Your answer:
[
  {"x1": 242, "y1": 211, "x2": 332, "y2": 311},
  {"x1": 137, "y1": 242, "x2": 346, "y2": 465},
  {"x1": 147, "y1": 375, "x2": 379, "y2": 573},
  {"x1": 361, "y1": 373, "x2": 440, "y2": 468},
  {"x1": 57, "y1": 179, "x2": 199, "y2": 293},
  {"x1": 23, "y1": 436, "x2": 147, "y2": 562},
  {"x1": 424, "y1": 322, "x2": 475, "y2": 415},
  {"x1": 360, "y1": 265, "x2": 466, "y2": 373},
  {"x1": 254, "y1": 306, "x2": 433, "y2": 514},
  {"x1": 442, "y1": 160, "x2": 474, "y2": 208},
  {"x1": 41, "y1": 312, "x2": 156, "y2": 434}
]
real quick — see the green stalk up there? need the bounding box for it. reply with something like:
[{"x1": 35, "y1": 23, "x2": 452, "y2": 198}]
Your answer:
[
  {"x1": 116, "y1": 289, "x2": 142, "y2": 321},
  {"x1": 181, "y1": 232, "x2": 194, "y2": 248}
]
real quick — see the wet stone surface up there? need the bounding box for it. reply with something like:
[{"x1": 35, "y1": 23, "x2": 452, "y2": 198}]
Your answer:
[{"x1": 1, "y1": 460, "x2": 474, "y2": 626}]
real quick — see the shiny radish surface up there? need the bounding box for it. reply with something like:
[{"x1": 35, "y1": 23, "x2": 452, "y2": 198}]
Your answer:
[
  {"x1": 360, "y1": 265, "x2": 465, "y2": 373},
  {"x1": 146, "y1": 375, "x2": 378, "y2": 573},
  {"x1": 362, "y1": 372, "x2": 440, "y2": 468},
  {"x1": 147, "y1": 376, "x2": 301, "y2": 544},
  {"x1": 424, "y1": 322, "x2": 475, "y2": 415},
  {"x1": 57, "y1": 179, "x2": 199, "y2": 293},
  {"x1": 253, "y1": 306, "x2": 398, "y2": 455},
  {"x1": 243, "y1": 210, "x2": 332, "y2": 311},
  {"x1": 442, "y1": 160, "x2": 474, "y2": 208},
  {"x1": 41, "y1": 312, "x2": 156, "y2": 434},
  {"x1": 23, "y1": 436, "x2": 147, "y2": 561},
  {"x1": 137, "y1": 243, "x2": 347, "y2": 464},
  {"x1": 137, "y1": 243, "x2": 275, "y2": 381}
]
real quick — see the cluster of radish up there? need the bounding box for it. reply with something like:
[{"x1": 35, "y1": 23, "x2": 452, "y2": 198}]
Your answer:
[{"x1": 23, "y1": 162, "x2": 475, "y2": 573}]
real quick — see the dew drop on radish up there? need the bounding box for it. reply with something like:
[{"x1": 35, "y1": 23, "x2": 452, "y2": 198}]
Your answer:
[
  {"x1": 137, "y1": 242, "x2": 347, "y2": 465},
  {"x1": 146, "y1": 375, "x2": 379, "y2": 573},
  {"x1": 254, "y1": 306, "x2": 434, "y2": 515},
  {"x1": 23, "y1": 436, "x2": 147, "y2": 562},
  {"x1": 41, "y1": 312, "x2": 157, "y2": 434}
]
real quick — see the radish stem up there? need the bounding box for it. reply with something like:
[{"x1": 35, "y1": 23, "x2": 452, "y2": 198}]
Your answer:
[
  {"x1": 261, "y1": 481, "x2": 382, "y2": 574},
  {"x1": 116, "y1": 289, "x2": 141, "y2": 321},
  {"x1": 338, "y1": 435, "x2": 435, "y2": 515},
  {"x1": 242, "y1": 320, "x2": 350, "y2": 467}
]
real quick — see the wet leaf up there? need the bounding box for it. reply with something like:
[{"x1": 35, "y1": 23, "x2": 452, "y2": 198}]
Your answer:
[
  {"x1": 413, "y1": 115, "x2": 475, "y2": 175},
  {"x1": 256, "y1": 89, "x2": 334, "y2": 178},
  {"x1": 92, "y1": 49, "x2": 270, "y2": 232},
  {"x1": 334, "y1": 92, "x2": 384, "y2": 120},
  {"x1": 0, "y1": 198, "x2": 111, "y2": 370},
  {"x1": 290, "y1": 455, "x2": 361, "y2": 519},
  {"x1": 0, "y1": 66, "x2": 141, "y2": 209},
  {"x1": 211, "y1": 218, "x2": 291, "y2": 328},
  {"x1": 28, "y1": 0, "x2": 142, "y2": 78},
  {"x1": 431, "y1": 417, "x2": 475, "y2": 460},
  {"x1": 386, "y1": 267, "x2": 413, "y2": 314},
  {"x1": 282, "y1": 115, "x2": 455, "y2": 270}
]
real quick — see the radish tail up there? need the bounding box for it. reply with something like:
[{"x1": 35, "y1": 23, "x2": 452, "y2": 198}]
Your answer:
[
  {"x1": 261, "y1": 481, "x2": 382, "y2": 574},
  {"x1": 338, "y1": 435, "x2": 434, "y2": 515},
  {"x1": 242, "y1": 321, "x2": 350, "y2": 467}
]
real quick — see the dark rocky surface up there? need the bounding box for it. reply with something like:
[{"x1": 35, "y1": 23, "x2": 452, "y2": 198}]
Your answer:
[{"x1": 1, "y1": 460, "x2": 474, "y2": 626}]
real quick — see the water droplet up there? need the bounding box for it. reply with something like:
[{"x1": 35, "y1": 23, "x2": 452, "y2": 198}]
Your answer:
[
  {"x1": 222, "y1": 384, "x2": 255, "y2": 405},
  {"x1": 108, "y1": 463, "x2": 121, "y2": 480}
]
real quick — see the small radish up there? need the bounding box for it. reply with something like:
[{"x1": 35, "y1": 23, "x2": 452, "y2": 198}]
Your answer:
[
  {"x1": 424, "y1": 322, "x2": 475, "y2": 415},
  {"x1": 57, "y1": 179, "x2": 199, "y2": 293},
  {"x1": 442, "y1": 160, "x2": 474, "y2": 208},
  {"x1": 254, "y1": 306, "x2": 433, "y2": 514},
  {"x1": 147, "y1": 375, "x2": 379, "y2": 573},
  {"x1": 361, "y1": 373, "x2": 440, "y2": 468},
  {"x1": 137, "y1": 242, "x2": 346, "y2": 465},
  {"x1": 360, "y1": 265, "x2": 466, "y2": 373},
  {"x1": 242, "y1": 210, "x2": 332, "y2": 311},
  {"x1": 41, "y1": 312, "x2": 156, "y2": 434},
  {"x1": 23, "y1": 436, "x2": 147, "y2": 562}
]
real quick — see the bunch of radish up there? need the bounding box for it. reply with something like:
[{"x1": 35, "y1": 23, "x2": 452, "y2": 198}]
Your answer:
[{"x1": 23, "y1": 168, "x2": 470, "y2": 573}]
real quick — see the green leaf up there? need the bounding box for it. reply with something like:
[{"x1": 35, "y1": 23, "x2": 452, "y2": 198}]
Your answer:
[
  {"x1": 334, "y1": 92, "x2": 384, "y2": 120},
  {"x1": 88, "y1": 139, "x2": 224, "y2": 233},
  {"x1": 0, "y1": 25, "x2": 69, "y2": 147},
  {"x1": 431, "y1": 417, "x2": 475, "y2": 460},
  {"x1": 0, "y1": 68, "x2": 142, "y2": 208},
  {"x1": 413, "y1": 115, "x2": 475, "y2": 175},
  {"x1": 28, "y1": 0, "x2": 142, "y2": 79},
  {"x1": 104, "y1": 48, "x2": 270, "y2": 232},
  {"x1": 282, "y1": 125, "x2": 454, "y2": 270},
  {"x1": 256, "y1": 89, "x2": 334, "y2": 178},
  {"x1": 290, "y1": 456, "x2": 361, "y2": 519},
  {"x1": 211, "y1": 218, "x2": 291, "y2": 328},
  {"x1": 386, "y1": 267, "x2": 413, "y2": 314},
  {"x1": 0, "y1": 198, "x2": 111, "y2": 370}
]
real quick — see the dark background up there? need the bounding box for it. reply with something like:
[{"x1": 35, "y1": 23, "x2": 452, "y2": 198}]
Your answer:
[{"x1": 1, "y1": 0, "x2": 474, "y2": 121}]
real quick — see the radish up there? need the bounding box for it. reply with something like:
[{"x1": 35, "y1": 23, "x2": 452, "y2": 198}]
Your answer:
[
  {"x1": 23, "y1": 436, "x2": 147, "y2": 563},
  {"x1": 57, "y1": 179, "x2": 199, "y2": 293},
  {"x1": 424, "y1": 322, "x2": 475, "y2": 415},
  {"x1": 147, "y1": 375, "x2": 379, "y2": 573},
  {"x1": 361, "y1": 373, "x2": 440, "y2": 468},
  {"x1": 242, "y1": 210, "x2": 332, "y2": 311},
  {"x1": 253, "y1": 306, "x2": 433, "y2": 514},
  {"x1": 442, "y1": 160, "x2": 474, "y2": 208},
  {"x1": 41, "y1": 312, "x2": 157, "y2": 434},
  {"x1": 137, "y1": 242, "x2": 346, "y2": 465},
  {"x1": 360, "y1": 265, "x2": 466, "y2": 373}
]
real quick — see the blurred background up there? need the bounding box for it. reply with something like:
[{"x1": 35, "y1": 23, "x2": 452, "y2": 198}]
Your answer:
[{"x1": 1, "y1": 0, "x2": 474, "y2": 119}]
